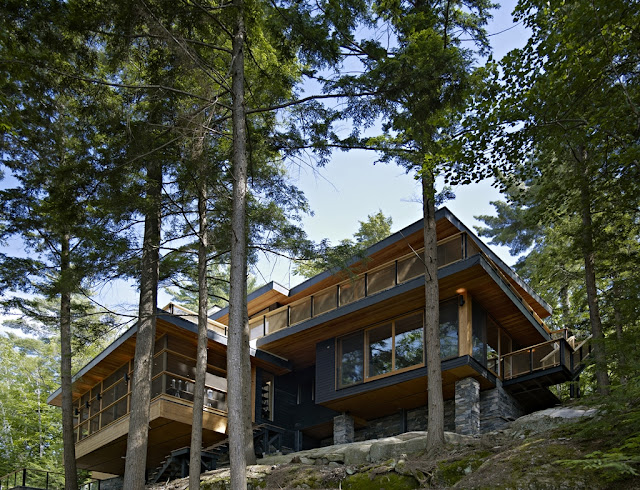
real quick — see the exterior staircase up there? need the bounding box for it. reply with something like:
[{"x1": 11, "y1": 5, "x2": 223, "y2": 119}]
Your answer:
[{"x1": 148, "y1": 424, "x2": 289, "y2": 484}]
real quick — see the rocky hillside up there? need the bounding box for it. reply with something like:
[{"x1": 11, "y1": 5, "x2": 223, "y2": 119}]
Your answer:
[{"x1": 148, "y1": 404, "x2": 640, "y2": 489}]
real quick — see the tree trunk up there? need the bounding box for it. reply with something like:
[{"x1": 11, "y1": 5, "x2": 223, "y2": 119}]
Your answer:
[
  {"x1": 123, "y1": 161, "x2": 162, "y2": 489},
  {"x1": 189, "y1": 171, "x2": 209, "y2": 489},
  {"x1": 422, "y1": 172, "x2": 444, "y2": 454},
  {"x1": 60, "y1": 233, "x2": 78, "y2": 490},
  {"x1": 243, "y1": 256, "x2": 256, "y2": 465},
  {"x1": 228, "y1": 0, "x2": 250, "y2": 485},
  {"x1": 575, "y1": 152, "x2": 610, "y2": 396},
  {"x1": 612, "y1": 281, "x2": 627, "y2": 385}
]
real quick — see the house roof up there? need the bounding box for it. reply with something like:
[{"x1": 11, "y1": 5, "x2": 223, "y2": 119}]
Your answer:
[{"x1": 210, "y1": 206, "x2": 552, "y2": 324}]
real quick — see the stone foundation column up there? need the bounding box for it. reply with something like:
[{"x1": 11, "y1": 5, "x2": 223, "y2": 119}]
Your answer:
[
  {"x1": 333, "y1": 413, "x2": 354, "y2": 444},
  {"x1": 455, "y1": 377, "x2": 480, "y2": 435}
]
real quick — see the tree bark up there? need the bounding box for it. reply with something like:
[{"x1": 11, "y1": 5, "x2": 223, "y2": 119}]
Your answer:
[
  {"x1": 575, "y1": 152, "x2": 610, "y2": 396},
  {"x1": 189, "y1": 169, "x2": 209, "y2": 489},
  {"x1": 123, "y1": 161, "x2": 162, "y2": 489},
  {"x1": 422, "y1": 172, "x2": 444, "y2": 454},
  {"x1": 60, "y1": 232, "x2": 78, "y2": 490},
  {"x1": 228, "y1": 0, "x2": 250, "y2": 485},
  {"x1": 612, "y1": 281, "x2": 627, "y2": 385}
]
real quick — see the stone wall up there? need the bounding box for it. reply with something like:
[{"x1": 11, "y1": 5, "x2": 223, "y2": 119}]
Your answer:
[
  {"x1": 480, "y1": 380, "x2": 526, "y2": 432},
  {"x1": 339, "y1": 400, "x2": 456, "y2": 443},
  {"x1": 97, "y1": 476, "x2": 123, "y2": 490},
  {"x1": 321, "y1": 381, "x2": 524, "y2": 446}
]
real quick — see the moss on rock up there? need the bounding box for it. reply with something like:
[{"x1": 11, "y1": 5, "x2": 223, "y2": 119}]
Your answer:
[{"x1": 341, "y1": 471, "x2": 418, "y2": 490}]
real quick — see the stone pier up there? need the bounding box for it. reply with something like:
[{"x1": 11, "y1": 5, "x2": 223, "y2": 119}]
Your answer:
[
  {"x1": 333, "y1": 413, "x2": 355, "y2": 444},
  {"x1": 455, "y1": 377, "x2": 480, "y2": 435}
]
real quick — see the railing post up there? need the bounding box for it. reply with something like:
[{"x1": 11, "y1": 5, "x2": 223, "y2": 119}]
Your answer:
[
  {"x1": 22, "y1": 468, "x2": 26, "y2": 486},
  {"x1": 46, "y1": 471, "x2": 49, "y2": 489},
  {"x1": 529, "y1": 349, "x2": 534, "y2": 374},
  {"x1": 310, "y1": 296, "x2": 314, "y2": 319},
  {"x1": 394, "y1": 260, "x2": 398, "y2": 285}
]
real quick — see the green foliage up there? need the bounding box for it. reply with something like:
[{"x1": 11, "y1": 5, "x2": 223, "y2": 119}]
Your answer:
[
  {"x1": 294, "y1": 210, "x2": 392, "y2": 278},
  {"x1": 0, "y1": 334, "x2": 63, "y2": 476}
]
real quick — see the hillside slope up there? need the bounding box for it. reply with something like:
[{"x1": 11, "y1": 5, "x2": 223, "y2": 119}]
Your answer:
[{"x1": 148, "y1": 403, "x2": 640, "y2": 489}]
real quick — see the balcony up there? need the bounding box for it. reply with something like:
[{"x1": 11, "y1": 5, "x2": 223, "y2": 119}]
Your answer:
[{"x1": 249, "y1": 232, "x2": 482, "y2": 340}]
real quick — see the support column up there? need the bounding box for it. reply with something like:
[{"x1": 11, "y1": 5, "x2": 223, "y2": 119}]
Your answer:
[
  {"x1": 455, "y1": 377, "x2": 480, "y2": 436},
  {"x1": 333, "y1": 413, "x2": 354, "y2": 445}
]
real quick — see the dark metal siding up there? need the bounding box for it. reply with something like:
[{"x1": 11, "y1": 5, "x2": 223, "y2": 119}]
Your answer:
[{"x1": 315, "y1": 339, "x2": 336, "y2": 403}]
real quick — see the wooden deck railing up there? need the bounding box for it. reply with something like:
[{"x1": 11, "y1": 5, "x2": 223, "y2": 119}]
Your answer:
[
  {"x1": 249, "y1": 232, "x2": 480, "y2": 340},
  {"x1": 501, "y1": 335, "x2": 592, "y2": 381}
]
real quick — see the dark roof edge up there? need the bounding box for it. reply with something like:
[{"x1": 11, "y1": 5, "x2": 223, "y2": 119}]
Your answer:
[
  {"x1": 440, "y1": 208, "x2": 552, "y2": 316},
  {"x1": 47, "y1": 322, "x2": 139, "y2": 404},
  {"x1": 209, "y1": 281, "x2": 290, "y2": 322},
  {"x1": 287, "y1": 212, "x2": 435, "y2": 297}
]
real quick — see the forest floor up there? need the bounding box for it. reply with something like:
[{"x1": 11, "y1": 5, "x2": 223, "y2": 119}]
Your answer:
[{"x1": 148, "y1": 401, "x2": 640, "y2": 489}]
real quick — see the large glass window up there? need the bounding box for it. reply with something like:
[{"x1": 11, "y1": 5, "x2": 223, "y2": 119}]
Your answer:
[
  {"x1": 395, "y1": 314, "x2": 424, "y2": 369},
  {"x1": 472, "y1": 302, "x2": 503, "y2": 375},
  {"x1": 440, "y1": 299, "x2": 459, "y2": 359},
  {"x1": 338, "y1": 331, "x2": 364, "y2": 388},
  {"x1": 368, "y1": 323, "x2": 393, "y2": 377},
  {"x1": 337, "y1": 312, "x2": 424, "y2": 388}
]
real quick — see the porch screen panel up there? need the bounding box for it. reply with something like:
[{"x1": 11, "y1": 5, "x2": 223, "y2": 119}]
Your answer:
[
  {"x1": 439, "y1": 299, "x2": 459, "y2": 359},
  {"x1": 266, "y1": 308, "x2": 287, "y2": 334},
  {"x1": 367, "y1": 263, "x2": 395, "y2": 296},
  {"x1": 437, "y1": 236, "x2": 463, "y2": 267},
  {"x1": 395, "y1": 313, "x2": 424, "y2": 369},
  {"x1": 167, "y1": 353, "x2": 196, "y2": 380},
  {"x1": 314, "y1": 288, "x2": 337, "y2": 316},
  {"x1": 339, "y1": 277, "x2": 365, "y2": 306},
  {"x1": 249, "y1": 316, "x2": 264, "y2": 340},
  {"x1": 466, "y1": 237, "x2": 480, "y2": 257},
  {"x1": 367, "y1": 323, "x2": 393, "y2": 377},
  {"x1": 397, "y1": 254, "x2": 423, "y2": 284},
  {"x1": 102, "y1": 362, "x2": 128, "y2": 395},
  {"x1": 151, "y1": 375, "x2": 163, "y2": 399},
  {"x1": 338, "y1": 331, "x2": 364, "y2": 388},
  {"x1": 290, "y1": 297, "x2": 312, "y2": 326}
]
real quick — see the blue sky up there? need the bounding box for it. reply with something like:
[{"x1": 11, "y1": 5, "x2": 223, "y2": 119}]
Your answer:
[{"x1": 1, "y1": 0, "x2": 529, "y2": 327}]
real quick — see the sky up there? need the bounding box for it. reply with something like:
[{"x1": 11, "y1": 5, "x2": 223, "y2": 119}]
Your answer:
[{"x1": 1, "y1": 0, "x2": 529, "y2": 329}]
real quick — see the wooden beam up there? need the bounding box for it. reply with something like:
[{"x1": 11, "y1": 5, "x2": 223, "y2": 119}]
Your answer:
[{"x1": 458, "y1": 290, "x2": 472, "y2": 357}]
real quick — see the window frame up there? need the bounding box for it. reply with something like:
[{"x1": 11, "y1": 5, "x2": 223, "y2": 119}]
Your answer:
[{"x1": 336, "y1": 310, "x2": 425, "y2": 389}]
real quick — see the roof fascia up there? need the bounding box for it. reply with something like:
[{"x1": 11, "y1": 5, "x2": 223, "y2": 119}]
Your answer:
[
  {"x1": 439, "y1": 208, "x2": 552, "y2": 316},
  {"x1": 209, "y1": 281, "x2": 290, "y2": 322},
  {"x1": 47, "y1": 322, "x2": 139, "y2": 404}
]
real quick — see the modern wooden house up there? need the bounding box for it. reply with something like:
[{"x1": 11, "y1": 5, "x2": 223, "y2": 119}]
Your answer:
[{"x1": 47, "y1": 207, "x2": 589, "y2": 483}]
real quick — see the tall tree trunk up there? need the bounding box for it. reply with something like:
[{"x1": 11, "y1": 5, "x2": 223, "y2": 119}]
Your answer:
[
  {"x1": 189, "y1": 167, "x2": 209, "y2": 489},
  {"x1": 612, "y1": 281, "x2": 628, "y2": 385},
  {"x1": 123, "y1": 161, "x2": 162, "y2": 489},
  {"x1": 575, "y1": 151, "x2": 610, "y2": 396},
  {"x1": 243, "y1": 256, "x2": 256, "y2": 465},
  {"x1": 228, "y1": 0, "x2": 250, "y2": 485},
  {"x1": 422, "y1": 172, "x2": 444, "y2": 454},
  {"x1": 60, "y1": 232, "x2": 78, "y2": 490}
]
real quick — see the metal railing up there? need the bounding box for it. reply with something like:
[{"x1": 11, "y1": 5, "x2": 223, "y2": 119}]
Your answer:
[{"x1": 0, "y1": 468, "x2": 99, "y2": 490}]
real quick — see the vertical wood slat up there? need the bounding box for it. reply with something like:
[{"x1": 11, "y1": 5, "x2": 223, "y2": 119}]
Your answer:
[{"x1": 457, "y1": 291, "x2": 472, "y2": 357}]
